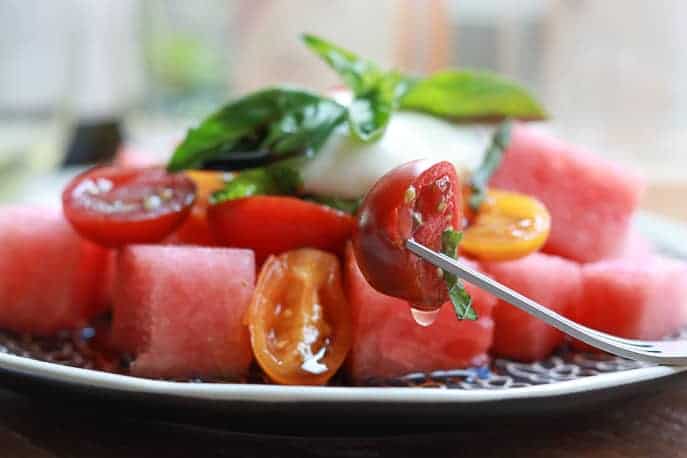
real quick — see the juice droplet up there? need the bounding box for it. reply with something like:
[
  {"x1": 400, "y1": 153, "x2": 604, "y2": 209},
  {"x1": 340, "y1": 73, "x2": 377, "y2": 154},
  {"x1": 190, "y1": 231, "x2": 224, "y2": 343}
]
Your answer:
[{"x1": 410, "y1": 306, "x2": 440, "y2": 327}]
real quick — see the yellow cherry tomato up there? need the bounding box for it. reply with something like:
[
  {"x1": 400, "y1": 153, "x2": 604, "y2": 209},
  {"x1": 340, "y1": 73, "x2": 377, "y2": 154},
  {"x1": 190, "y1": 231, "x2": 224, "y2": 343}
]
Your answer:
[{"x1": 461, "y1": 189, "x2": 551, "y2": 261}]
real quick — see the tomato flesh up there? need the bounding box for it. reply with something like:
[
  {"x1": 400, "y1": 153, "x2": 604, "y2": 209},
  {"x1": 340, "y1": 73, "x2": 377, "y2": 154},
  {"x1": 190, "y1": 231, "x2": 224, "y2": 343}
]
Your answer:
[
  {"x1": 247, "y1": 248, "x2": 352, "y2": 385},
  {"x1": 62, "y1": 166, "x2": 196, "y2": 247},
  {"x1": 208, "y1": 196, "x2": 355, "y2": 265},
  {"x1": 353, "y1": 160, "x2": 461, "y2": 309},
  {"x1": 461, "y1": 189, "x2": 551, "y2": 261}
]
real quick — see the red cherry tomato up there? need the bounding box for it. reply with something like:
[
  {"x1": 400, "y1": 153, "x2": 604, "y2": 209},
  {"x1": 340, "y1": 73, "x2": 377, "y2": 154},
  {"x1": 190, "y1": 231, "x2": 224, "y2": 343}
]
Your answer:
[
  {"x1": 208, "y1": 196, "x2": 355, "y2": 265},
  {"x1": 353, "y1": 160, "x2": 462, "y2": 309},
  {"x1": 62, "y1": 166, "x2": 196, "y2": 247}
]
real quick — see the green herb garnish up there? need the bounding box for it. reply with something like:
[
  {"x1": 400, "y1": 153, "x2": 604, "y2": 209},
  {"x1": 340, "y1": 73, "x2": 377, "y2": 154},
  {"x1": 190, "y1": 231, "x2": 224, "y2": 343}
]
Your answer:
[
  {"x1": 400, "y1": 70, "x2": 547, "y2": 121},
  {"x1": 441, "y1": 229, "x2": 477, "y2": 321},
  {"x1": 211, "y1": 163, "x2": 302, "y2": 204},
  {"x1": 168, "y1": 87, "x2": 346, "y2": 172},
  {"x1": 303, "y1": 195, "x2": 361, "y2": 214},
  {"x1": 302, "y1": 34, "x2": 412, "y2": 142},
  {"x1": 469, "y1": 120, "x2": 512, "y2": 211}
]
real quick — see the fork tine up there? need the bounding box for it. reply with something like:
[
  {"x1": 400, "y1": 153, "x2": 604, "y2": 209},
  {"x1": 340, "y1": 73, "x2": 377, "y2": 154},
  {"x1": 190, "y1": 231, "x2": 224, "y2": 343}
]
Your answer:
[{"x1": 405, "y1": 239, "x2": 687, "y2": 366}]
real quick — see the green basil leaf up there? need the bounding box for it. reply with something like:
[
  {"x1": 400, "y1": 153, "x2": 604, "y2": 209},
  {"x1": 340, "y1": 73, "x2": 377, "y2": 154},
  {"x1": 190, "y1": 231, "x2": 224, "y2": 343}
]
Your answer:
[
  {"x1": 348, "y1": 72, "x2": 412, "y2": 141},
  {"x1": 441, "y1": 229, "x2": 477, "y2": 321},
  {"x1": 301, "y1": 34, "x2": 382, "y2": 94},
  {"x1": 400, "y1": 70, "x2": 547, "y2": 121},
  {"x1": 168, "y1": 87, "x2": 346, "y2": 172},
  {"x1": 303, "y1": 195, "x2": 361, "y2": 214},
  {"x1": 302, "y1": 34, "x2": 414, "y2": 142},
  {"x1": 469, "y1": 120, "x2": 512, "y2": 211},
  {"x1": 211, "y1": 163, "x2": 303, "y2": 204}
]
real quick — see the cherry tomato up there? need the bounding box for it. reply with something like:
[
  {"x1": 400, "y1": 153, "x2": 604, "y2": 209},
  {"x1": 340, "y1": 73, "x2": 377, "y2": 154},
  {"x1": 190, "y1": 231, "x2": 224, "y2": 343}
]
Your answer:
[
  {"x1": 247, "y1": 248, "x2": 352, "y2": 385},
  {"x1": 353, "y1": 160, "x2": 462, "y2": 309},
  {"x1": 167, "y1": 170, "x2": 231, "y2": 246},
  {"x1": 208, "y1": 196, "x2": 355, "y2": 265},
  {"x1": 461, "y1": 189, "x2": 551, "y2": 261},
  {"x1": 62, "y1": 166, "x2": 196, "y2": 247}
]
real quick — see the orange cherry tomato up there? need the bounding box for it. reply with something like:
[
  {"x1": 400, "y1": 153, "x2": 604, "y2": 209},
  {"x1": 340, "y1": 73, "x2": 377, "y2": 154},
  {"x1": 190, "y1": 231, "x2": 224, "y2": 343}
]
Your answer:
[
  {"x1": 461, "y1": 189, "x2": 551, "y2": 261},
  {"x1": 168, "y1": 170, "x2": 230, "y2": 246},
  {"x1": 247, "y1": 248, "x2": 352, "y2": 385}
]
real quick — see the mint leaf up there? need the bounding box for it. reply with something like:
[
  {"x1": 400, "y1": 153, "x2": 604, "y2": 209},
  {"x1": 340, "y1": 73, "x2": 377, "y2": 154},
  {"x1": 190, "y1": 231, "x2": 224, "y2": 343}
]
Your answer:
[
  {"x1": 400, "y1": 70, "x2": 547, "y2": 121},
  {"x1": 211, "y1": 163, "x2": 303, "y2": 204},
  {"x1": 302, "y1": 34, "x2": 411, "y2": 142},
  {"x1": 469, "y1": 120, "x2": 512, "y2": 211},
  {"x1": 167, "y1": 87, "x2": 346, "y2": 172},
  {"x1": 441, "y1": 229, "x2": 477, "y2": 321}
]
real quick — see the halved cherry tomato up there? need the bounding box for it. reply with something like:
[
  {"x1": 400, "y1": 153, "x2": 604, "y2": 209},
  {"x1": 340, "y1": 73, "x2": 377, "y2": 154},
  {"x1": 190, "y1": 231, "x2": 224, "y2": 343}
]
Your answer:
[
  {"x1": 247, "y1": 248, "x2": 352, "y2": 385},
  {"x1": 62, "y1": 166, "x2": 196, "y2": 247},
  {"x1": 353, "y1": 160, "x2": 462, "y2": 309},
  {"x1": 167, "y1": 170, "x2": 230, "y2": 246},
  {"x1": 208, "y1": 196, "x2": 355, "y2": 265},
  {"x1": 461, "y1": 189, "x2": 551, "y2": 261}
]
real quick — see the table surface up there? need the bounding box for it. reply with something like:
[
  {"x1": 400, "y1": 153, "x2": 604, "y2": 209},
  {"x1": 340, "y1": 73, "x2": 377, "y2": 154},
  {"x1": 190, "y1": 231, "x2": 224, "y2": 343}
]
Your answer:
[{"x1": 1, "y1": 183, "x2": 686, "y2": 457}]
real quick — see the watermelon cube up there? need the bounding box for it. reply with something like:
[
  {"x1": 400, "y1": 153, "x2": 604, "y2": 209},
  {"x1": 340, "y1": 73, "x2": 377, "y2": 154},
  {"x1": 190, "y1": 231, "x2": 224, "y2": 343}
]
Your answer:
[
  {"x1": 0, "y1": 206, "x2": 111, "y2": 335},
  {"x1": 490, "y1": 124, "x2": 645, "y2": 262},
  {"x1": 344, "y1": 246, "x2": 496, "y2": 383},
  {"x1": 481, "y1": 253, "x2": 582, "y2": 361},
  {"x1": 111, "y1": 245, "x2": 255, "y2": 379},
  {"x1": 572, "y1": 256, "x2": 687, "y2": 348}
]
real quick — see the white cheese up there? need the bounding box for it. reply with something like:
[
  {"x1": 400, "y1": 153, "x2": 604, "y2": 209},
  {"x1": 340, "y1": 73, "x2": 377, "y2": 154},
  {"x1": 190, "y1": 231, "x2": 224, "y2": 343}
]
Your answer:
[{"x1": 301, "y1": 111, "x2": 494, "y2": 199}]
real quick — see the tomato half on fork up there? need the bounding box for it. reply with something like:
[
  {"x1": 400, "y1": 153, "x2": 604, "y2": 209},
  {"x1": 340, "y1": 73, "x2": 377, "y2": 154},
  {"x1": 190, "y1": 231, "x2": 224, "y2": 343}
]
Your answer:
[
  {"x1": 62, "y1": 166, "x2": 196, "y2": 247},
  {"x1": 353, "y1": 160, "x2": 462, "y2": 310}
]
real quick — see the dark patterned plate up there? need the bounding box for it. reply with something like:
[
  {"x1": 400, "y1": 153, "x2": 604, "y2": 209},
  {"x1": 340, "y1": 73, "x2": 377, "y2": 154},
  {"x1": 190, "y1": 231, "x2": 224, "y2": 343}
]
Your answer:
[{"x1": 0, "y1": 212, "x2": 685, "y2": 422}]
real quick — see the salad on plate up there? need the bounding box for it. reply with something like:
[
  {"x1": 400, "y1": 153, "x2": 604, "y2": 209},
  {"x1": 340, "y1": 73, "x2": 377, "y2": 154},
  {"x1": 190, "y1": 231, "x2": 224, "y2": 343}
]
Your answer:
[{"x1": 1, "y1": 34, "x2": 686, "y2": 387}]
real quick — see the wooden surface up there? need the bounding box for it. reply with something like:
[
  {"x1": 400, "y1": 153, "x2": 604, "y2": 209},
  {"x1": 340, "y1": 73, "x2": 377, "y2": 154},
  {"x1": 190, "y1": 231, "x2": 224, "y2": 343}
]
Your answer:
[
  {"x1": 2, "y1": 385, "x2": 687, "y2": 458},
  {"x1": 1, "y1": 183, "x2": 685, "y2": 457}
]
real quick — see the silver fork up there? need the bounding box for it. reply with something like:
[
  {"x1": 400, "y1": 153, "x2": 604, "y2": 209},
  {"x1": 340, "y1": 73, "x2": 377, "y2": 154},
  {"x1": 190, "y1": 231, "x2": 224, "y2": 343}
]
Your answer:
[{"x1": 406, "y1": 239, "x2": 687, "y2": 366}]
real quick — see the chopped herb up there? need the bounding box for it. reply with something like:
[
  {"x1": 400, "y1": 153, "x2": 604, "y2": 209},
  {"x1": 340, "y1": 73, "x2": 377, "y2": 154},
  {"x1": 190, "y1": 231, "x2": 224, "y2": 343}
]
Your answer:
[
  {"x1": 469, "y1": 120, "x2": 512, "y2": 211},
  {"x1": 441, "y1": 229, "x2": 477, "y2": 321}
]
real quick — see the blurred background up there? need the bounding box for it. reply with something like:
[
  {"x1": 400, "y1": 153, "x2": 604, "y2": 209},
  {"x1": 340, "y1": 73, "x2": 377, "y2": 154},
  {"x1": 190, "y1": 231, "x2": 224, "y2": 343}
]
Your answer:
[{"x1": 0, "y1": 0, "x2": 685, "y2": 218}]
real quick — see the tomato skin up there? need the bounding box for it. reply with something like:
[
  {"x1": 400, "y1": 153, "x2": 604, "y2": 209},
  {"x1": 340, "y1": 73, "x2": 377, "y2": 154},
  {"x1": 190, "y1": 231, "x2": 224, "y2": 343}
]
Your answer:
[
  {"x1": 167, "y1": 171, "x2": 229, "y2": 246},
  {"x1": 62, "y1": 166, "x2": 196, "y2": 247},
  {"x1": 208, "y1": 196, "x2": 355, "y2": 265},
  {"x1": 353, "y1": 160, "x2": 462, "y2": 309},
  {"x1": 461, "y1": 189, "x2": 551, "y2": 261},
  {"x1": 247, "y1": 248, "x2": 352, "y2": 385}
]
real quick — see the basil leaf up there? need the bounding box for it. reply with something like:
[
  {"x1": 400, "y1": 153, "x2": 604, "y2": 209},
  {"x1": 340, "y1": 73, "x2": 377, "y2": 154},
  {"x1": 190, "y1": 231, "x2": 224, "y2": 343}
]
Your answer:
[
  {"x1": 301, "y1": 33, "x2": 381, "y2": 94},
  {"x1": 168, "y1": 87, "x2": 346, "y2": 172},
  {"x1": 469, "y1": 120, "x2": 512, "y2": 211},
  {"x1": 441, "y1": 229, "x2": 477, "y2": 321},
  {"x1": 302, "y1": 34, "x2": 412, "y2": 142},
  {"x1": 211, "y1": 163, "x2": 302, "y2": 204},
  {"x1": 303, "y1": 195, "x2": 361, "y2": 214},
  {"x1": 400, "y1": 70, "x2": 547, "y2": 121},
  {"x1": 348, "y1": 72, "x2": 412, "y2": 141}
]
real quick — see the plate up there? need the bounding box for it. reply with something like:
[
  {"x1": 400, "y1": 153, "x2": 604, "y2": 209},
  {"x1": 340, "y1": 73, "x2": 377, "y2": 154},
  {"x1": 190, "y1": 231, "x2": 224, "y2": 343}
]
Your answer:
[{"x1": 0, "y1": 211, "x2": 685, "y2": 422}]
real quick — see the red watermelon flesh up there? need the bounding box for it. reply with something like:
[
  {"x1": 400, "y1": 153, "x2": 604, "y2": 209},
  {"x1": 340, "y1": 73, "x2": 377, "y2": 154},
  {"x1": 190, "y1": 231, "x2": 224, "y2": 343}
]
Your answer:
[
  {"x1": 0, "y1": 206, "x2": 111, "y2": 335},
  {"x1": 344, "y1": 246, "x2": 496, "y2": 383},
  {"x1": 572, "y1": 256, "x2": 687, "y2": 350},
  {"x1": 481, "y1": 253, "x2": 582, "y2": 361},
  {"x1": 111, "y1": 245, "x2": 255, "y2": 379},
  {"x1": 490, "y1": 124, "x2": 644, "y2": 263}
]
